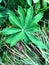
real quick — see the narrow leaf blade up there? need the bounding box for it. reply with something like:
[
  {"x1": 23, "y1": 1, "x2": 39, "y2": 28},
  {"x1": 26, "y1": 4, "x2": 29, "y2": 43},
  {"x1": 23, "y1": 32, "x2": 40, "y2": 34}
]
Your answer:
[
  {"x1": 30, "y1": 12, "x2": 44, "y2": 26},
  {"x1": 5, "y1": 32, "x2": 23, "y2": 46},
  {"x1": 2, "y1": 28, "x2": 21, "y2": 35},
  {"x1": 7, "y1": 10, "x2": 21, "y2": 28},
  {"x1": 26, "y1": 24, "x2": 40, "y2": 33},
  {"x1": 24, "y1": 6, "x2": 34, "y2": 28},
  {"x1": 26, "y1": 32, "x2": 47, "y2": 49},
  {"x1": 18, "y1": 6, "x2": 25, "y2": 27}
]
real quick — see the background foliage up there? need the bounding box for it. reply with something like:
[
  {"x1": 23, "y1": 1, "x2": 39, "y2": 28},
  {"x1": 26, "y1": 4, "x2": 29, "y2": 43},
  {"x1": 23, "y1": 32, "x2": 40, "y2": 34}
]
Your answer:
[{"x1": 0, "y1": 0, "x2": 49, "y2": 65}]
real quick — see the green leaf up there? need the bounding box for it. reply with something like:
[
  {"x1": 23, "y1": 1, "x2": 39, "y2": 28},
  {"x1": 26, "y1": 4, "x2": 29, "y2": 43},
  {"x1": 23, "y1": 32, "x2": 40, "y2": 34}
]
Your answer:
[
  {"x1": 0, "y1": 0, "x2": 2, "y2": 3},
  {"x1": 0, "y1": 6, "x2": 5, "y2": 10},
  {"x1": 2, "y1": 28, "x2": 21, "y2": 35},
  {"x1": 24, "y1": 6, "x2": 34, "y2": 28},
  {"x1": 18, "y1": 6, "x2": 25, "y2": 27},
  {"x1": 21, "y1": 32, "x2": 29, "y2": 43},
  {"x1": 47, "y1": 27, "x2": 49, "y2": 33},
  {"x1": 5, "y1": 32, "x2": 23, "y2": 46},
  {"x1": 7, "y1": 10, "x2": 21, "y2": 28},
  {"x1": 27, "y1": 0, "x2": 32, "y2": 6},
  {"x1": 0, "y1": 13, "x2": 3, "y2": 17},
  {"x1": 33, "y1": 0, "x2": 39, "y2": 3},
  {"x1": 26, "y1": 24, "x2": 40, "y2": 33},
  {"x1": 44, "y1": 0, "x2": 49, "y2": 4},
  {"x1": 26, "y1": 32, "x2": 47, "y2": 49},
  {"x1": 30, "y1": 12, "x2": 44, "y2": 26},
  {"x1": 35, "y1": 1, "x2": 40, "y2": 12},
  {"x1": 42, "y1": 0, "x2": 47, "y2": 8}
]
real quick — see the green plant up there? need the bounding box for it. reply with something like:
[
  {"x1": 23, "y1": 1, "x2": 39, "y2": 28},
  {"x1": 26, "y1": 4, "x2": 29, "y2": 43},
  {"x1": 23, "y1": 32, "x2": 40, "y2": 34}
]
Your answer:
[
  {"x1": 0, "y1": 0, "x2": 49, "y2": 65},
  {"x1": 1, "y1": 6, "x2": 47, "y2": 49}
]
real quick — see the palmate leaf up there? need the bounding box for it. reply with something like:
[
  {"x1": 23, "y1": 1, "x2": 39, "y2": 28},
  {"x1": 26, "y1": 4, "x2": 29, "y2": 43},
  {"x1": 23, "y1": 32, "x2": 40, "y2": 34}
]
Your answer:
[
  {"x1": 2, "y1": 6, "x2": 47, "y2": 49},
  {"x1": 2, "y1": 28, "x2": 21, "y2": 35},
  {"x1": 18, "y1": 6, "x2": 25, "y2": 27}
]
